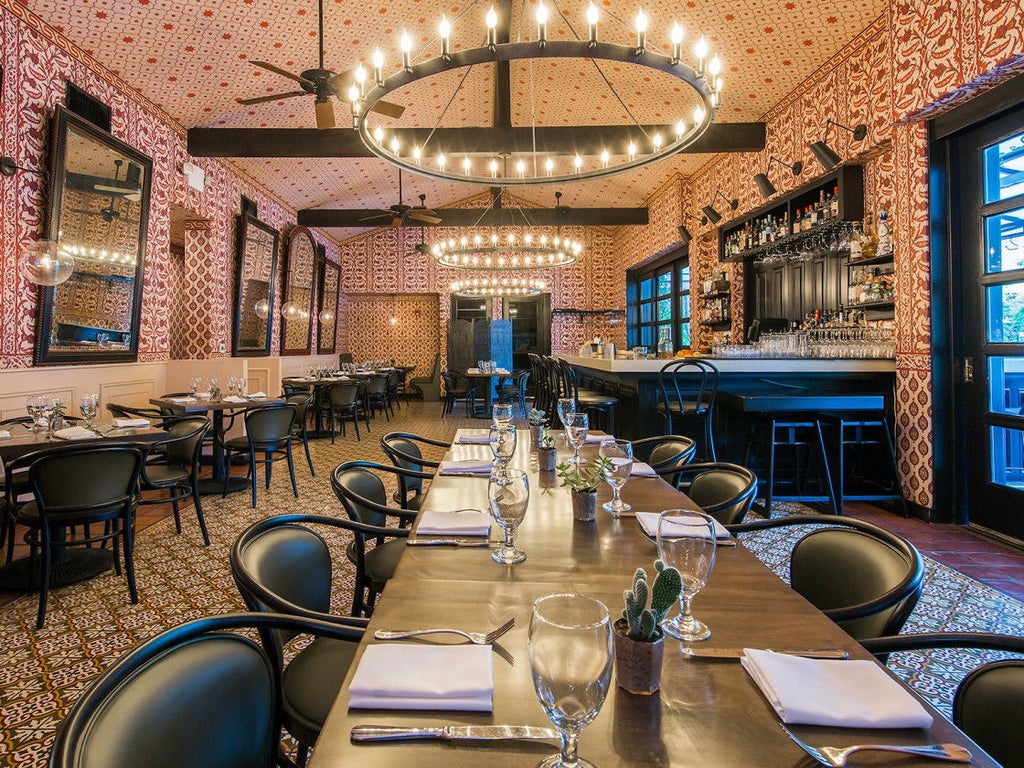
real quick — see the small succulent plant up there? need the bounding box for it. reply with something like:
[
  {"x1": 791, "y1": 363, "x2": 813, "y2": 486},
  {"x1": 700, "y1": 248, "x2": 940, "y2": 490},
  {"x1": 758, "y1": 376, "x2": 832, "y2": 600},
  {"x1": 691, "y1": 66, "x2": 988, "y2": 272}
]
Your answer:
[
  {"x1": 556, "y1": 456, "x2": 613, "y2": 493},
  {"x1": 527, "y1": 408, "x2": 547, "y2": 426},
  {"x1": 623, "y1": 560, "x2": 682, "y2": 641},
  {"x1": 539, "y1": 426, "x2": 558, "y2": 448}
]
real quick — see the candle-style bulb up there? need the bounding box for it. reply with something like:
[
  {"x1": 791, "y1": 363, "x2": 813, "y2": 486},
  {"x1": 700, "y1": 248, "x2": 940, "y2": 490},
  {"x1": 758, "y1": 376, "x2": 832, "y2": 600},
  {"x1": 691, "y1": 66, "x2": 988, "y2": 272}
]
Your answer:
[
  {"x1": 709, "y1": 54, "x2": 722, "y2": 77},
  {"x1": 463, "y1": 157, "x2": 472, "y2": 175},
  {"x1": 486, "y1": 5, "x2": 498, "y2": 48},
  {"x1": 670, "y1": 21, "x2": 684, "y2": 63},
  {"x1": 635, "y1": 8, "x2": 647, "y2": 54},
  {"x1": 439, "y1": 15, "x2": 451, "y2": 59},
  {"x1": 587, "y1": 3, "x2": 599, "y2": 45},
  {"x1": 573, "y1": 154, "x2": 583, "y2": 172},
  {"x1": 488, "y1": 158, "x2": 499, "y2": 178},
  {"x1": 516, "y1": 159, "x2": 526, "y2": 178},
  {"x1": 545, "y1": 157, "x2": 554, "y2": 176},
  {"x1": 354, "y1": 64, "x2": 367, "y2": 95},
  {"x1": 693, "y1": 105, "x2": 705, "y2": 123},
  {"x1": 372, "y1": 47, "x2": 385, "y2": 85},
  {"x1": 675, "y1": 119, "x2": 686, "y2": 139},
  {"x1": 536, "y1": 2, "x2": 548, "y2": 46},
  {"x1": 438, "y1": 153, "x2": 446, "y2": 170},
  {"x1": 695, "y1": 35, "x2": 708, "y2": 75},
  {"x1": 600, "y1": 148, "x2": 609, "y2": 168},
  {"x1": 412, "y1": 145, "x2": 422, "y2": 164},
  {"x1": 400, "y1": 30, "x2": 413, "y2": 72},
  {"x1": 627, "y1": 141, "x2": 637, "y2": 161},
  {"x1": 390, "y1": 136, "x2": 400, "y2": 154}
]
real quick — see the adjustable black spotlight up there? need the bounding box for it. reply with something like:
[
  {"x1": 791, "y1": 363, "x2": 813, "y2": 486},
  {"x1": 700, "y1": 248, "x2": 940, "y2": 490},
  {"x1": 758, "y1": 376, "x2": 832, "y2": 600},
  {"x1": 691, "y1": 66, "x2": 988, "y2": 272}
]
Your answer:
[
  {"x1": 753, "y1": 156, "x2": 804, "y2": 199},
  {"x1": 808, "y1": 119, "x2": 868, "y2": 171},
  {"x1": 677, "y1": 213, "x2": 701, "y2": 246},
  {"x1": 701, "y1": 189, "x2": 737, "y2": 224}
]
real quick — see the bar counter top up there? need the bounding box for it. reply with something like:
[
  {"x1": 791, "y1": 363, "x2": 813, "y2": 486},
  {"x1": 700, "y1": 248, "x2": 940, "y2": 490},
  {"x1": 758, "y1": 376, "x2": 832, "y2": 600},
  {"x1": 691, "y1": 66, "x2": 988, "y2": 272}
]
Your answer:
[{"x1": 559, "y1": 354, "x2": 896, "y2": 374}]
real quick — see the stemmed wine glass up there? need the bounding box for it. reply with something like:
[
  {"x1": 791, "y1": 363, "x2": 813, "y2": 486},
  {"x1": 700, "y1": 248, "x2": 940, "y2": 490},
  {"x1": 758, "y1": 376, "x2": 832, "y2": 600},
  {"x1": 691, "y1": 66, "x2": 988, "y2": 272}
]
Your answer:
[
  {"x1": 656, "y1": 509, "x2": 718, "y2": 641},
  {"x1": 488, "y1": 423, "x2": 517, "y2": 470},
  {"x1": 80, "y1": 393, "x2": 98, "y2": 430},
  {"x1": 492, "y1": 402, "x2": 514, "y2": 426},
  {"x1": 488, "y1": 467, "x2": 529, "y2": 564},
  {"x1": 528, "y1": 593, "x2": 613, "y2": 768},
  {"x1": 556, "y1": 397, "x2": 576, "y2": 437},
  {"x1": 26, "y1": 396, "x2": 48, "y2": 434},
  {"x1": 564, "y1": 412, "x2": 589, "y2": 467},
  {"x1": 599, "y1": 439, "x2": 633, "y2": 517},
  {"x1": 189, "y1": 376, "x2": 202, "y2": 396}
]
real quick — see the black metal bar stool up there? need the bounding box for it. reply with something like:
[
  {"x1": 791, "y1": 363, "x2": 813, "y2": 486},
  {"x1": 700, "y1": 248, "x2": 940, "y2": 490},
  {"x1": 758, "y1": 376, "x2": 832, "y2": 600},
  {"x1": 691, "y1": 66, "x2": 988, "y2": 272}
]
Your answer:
[{"x1": 823, "y1": 411, "x2": 907, "y2": 516}]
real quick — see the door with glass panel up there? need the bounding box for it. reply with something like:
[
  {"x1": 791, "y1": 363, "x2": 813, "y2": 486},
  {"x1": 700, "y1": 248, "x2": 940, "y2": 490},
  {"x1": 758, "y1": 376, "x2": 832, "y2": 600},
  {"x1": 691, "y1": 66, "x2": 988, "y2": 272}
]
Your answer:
[{"x1": 960, "y1": 109, "x2": 1024, "y2": 539}]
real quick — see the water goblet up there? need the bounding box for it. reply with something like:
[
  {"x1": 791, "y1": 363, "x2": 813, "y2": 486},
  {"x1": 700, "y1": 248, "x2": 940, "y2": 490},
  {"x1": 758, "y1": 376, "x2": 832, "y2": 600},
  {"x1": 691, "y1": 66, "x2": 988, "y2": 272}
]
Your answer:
[
  {"x1": 488, "y1": 423, "x2": 517, "y2": 469},
  {"x1": 488, "y1": 467, "x2": 529, "y2": 564},
  {"x1": 564, "y1": 412, "x2": 589, "y2": 467},
  {"x1": 189, "y1": 376, "x2": 202, "y2": 396},
  {"x1": 80, "y1": 393, "x2": 98, "y2": 429},
  {"x1": 556, "y1": 396, "x2": 576, "y2": 449},
  {"x1": 656, "y1": 509, "x2": 718, "y2": 642},
  {"x1": 528, "y1": 593, "x2": 613, "y2": 768},
  {"x1": 599, "y1": 439, "x2": 633, "y2": 517},
  {"x1": 26, "y1": 395, "x2": 48, "y2": 433},
  {"x1": 492, "y1": 402, "x2": 514, "y2": 426}
]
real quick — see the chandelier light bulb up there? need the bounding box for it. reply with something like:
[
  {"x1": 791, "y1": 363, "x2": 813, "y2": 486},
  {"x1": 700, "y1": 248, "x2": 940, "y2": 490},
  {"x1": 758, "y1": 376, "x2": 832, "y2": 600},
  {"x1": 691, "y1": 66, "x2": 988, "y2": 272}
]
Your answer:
[
  {"x1": 652, "y1": 132, "x2": 662, "y2": 149},
  {"x1": 489, "y1": 158, "x2": 499, "y2": 178},
  {"x1": 372, "y1": 48, "x2": 385, "y2": 85},
  {"x1": 348, "y1": 84, "x2": 360, "y2": 104},
  {"x1": 601, "y1": 148, "x2": 610, "y2": 168},
  {"x1": 628, "y1": 141, "x2": 637, "y2": 161},
  {"x1": 516, "y1": 159, "x2": 526, "y2": 178},
  {"x1": 373, "y1": 125, "x2": 385, "y2": 143},
  {"x1": 390, "y1": 135, "x2": 400, "y2": 154},
  {"x1": 439, "y1": 15, "x2": 452, "y2": 58},
  {"x1": 536, "y1": 2, "x2": 548, "y2": 45},
  {"x1": 574, "y1": 154, "x2": 583, "y2": 172},
  {"x1": 545, "y1": 157, "x2": 554, "y2": 176},
  {"x1": 695, "y1": 35, "x2": 708, "y2": 75},
  {"x1": 463, "y1": 157, "x2": 472, "y2": 175},
  {"x1": 670, "y1": 21, "x2": 684, "y2": 62},
  {"x1": 693, "y1": 104, "x2": 705, "y2": 123},
  {"x1": 400, "y1": 30, "x2": 413, "y2": 71},
  {"x1": 412, "y1": 145, "x2": 422, "y2": 164},
  {"x1": 635, "y1": 8, "x2": 648, "y2": 53},
  {"x1": 676, "y1": 119, "x2": 686, "y2": 138},
  {"x1": 486, "y1": 5, "x2": 498, "y2": 47},
  {"x1": 587, "y1": 2, "x2": 600, "y2": 44},
  {"x1": 709, "y1": 54, "x2": 722, "y2": 77},
  {"x1": 438, "y1": 153, "x2": 446, "y2": 170},
  {"x1": 490, "y1": 233, "x2": 499, "y2": 244},
  {"x1": 389, "y1": 314, "x2": 398, "y2": 326},
  {"x1": 354, "y1": 64, "x2": 367, "y2": 94}
]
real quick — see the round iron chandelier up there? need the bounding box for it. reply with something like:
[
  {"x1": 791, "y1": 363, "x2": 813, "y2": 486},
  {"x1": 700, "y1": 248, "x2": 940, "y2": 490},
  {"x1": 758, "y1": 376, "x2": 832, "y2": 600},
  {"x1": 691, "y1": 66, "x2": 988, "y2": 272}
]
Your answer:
[
  {"x1": 346, "y1": 2, "x2": 723, "y2": 186},
  {"x1": 450, "y1": 276, "x2": 547, "y2": 296}
]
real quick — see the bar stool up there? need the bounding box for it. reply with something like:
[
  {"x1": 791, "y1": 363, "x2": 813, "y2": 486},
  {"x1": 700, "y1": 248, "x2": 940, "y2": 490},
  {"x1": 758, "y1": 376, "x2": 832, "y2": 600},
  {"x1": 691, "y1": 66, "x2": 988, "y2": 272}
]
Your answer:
[
  {"x1": 823, "y1": 412, "x2": 907, "y2": 516},
  {"x1": 656, "y1": 359, "x2": 719, "y2": 460},
  {"x1": 744, "y1": 414, "x2": 838, "y2": 516},
  {"x1": 558, "y1": 359, "x2": 618, "y2": 434}
]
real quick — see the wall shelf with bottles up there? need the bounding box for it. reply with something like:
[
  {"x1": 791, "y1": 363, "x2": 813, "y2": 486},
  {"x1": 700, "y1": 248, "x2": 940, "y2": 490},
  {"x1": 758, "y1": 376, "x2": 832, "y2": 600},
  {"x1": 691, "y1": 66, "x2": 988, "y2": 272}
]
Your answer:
[{"x1": 718, "y1": 165, "x2": 864, "y2": 263}]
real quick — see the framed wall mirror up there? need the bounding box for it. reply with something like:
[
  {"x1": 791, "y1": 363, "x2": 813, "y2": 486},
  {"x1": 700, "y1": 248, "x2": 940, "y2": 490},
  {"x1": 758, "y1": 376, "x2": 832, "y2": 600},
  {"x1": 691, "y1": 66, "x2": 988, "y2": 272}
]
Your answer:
[
  {"x1": 317, "y1": 255, "x2": 340, "y2": 354},
  {"x1": 232, "y1": 212, "x2": 279, "y2": 356},
  {"x1": 281, "y1": 226, "x2": 316, "y2": 355},
  {"x1": 34, "y1": 105, "x2": 152, "y2": 365}
]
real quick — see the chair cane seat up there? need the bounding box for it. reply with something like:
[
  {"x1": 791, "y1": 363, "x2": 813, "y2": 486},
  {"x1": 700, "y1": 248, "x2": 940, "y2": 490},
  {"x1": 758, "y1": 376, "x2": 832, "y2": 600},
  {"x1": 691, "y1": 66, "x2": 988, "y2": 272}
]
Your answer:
[{"x1": 141, "y1": 464, "x2": 190, "y2": 487}]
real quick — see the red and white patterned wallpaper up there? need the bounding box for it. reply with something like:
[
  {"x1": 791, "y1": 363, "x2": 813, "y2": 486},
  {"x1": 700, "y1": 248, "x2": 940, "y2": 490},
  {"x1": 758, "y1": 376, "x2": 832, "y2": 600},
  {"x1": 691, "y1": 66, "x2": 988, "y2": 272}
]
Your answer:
[{"x1": 343, "y1": 293, "x2": 440, "y2": 376}]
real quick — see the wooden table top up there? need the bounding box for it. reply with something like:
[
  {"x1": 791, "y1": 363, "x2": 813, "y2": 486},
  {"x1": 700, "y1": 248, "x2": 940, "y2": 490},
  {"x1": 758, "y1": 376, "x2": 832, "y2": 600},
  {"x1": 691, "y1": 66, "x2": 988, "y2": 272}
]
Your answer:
[
  {"x1": 0, "y1": 421, "x2": 168, "y2": 459},
  {"x1": 309, "y1": 433, "x2": 995, "y2": 768},
  {"x1": 148, "y1": 396, "x2": 285, "y2": 413}
]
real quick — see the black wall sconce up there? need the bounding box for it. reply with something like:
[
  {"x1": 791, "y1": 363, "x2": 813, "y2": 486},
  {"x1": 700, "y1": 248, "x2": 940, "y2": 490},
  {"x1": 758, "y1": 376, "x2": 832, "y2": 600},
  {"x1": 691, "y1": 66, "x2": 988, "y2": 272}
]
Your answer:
[
  {"x1": 808, "y1": 119, "x2": 868, "y2": 171},
  {"x1": 700, "y1": 190, "x2": 738, "y2": 225},
  {"x1": 677, "y1": 212, "x2": 702, "y2": 246},
  {"x1": 1, "y1": 156, "x2": 42, "y2": 177},
  {"x1": 753, "y1": 156, "x2": 803, "y2": 199}
]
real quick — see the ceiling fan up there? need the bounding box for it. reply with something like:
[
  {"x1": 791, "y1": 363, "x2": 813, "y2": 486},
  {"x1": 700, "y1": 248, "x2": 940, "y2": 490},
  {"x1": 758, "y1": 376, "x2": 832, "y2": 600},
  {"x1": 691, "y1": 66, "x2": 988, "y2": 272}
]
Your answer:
[
  {"x1": 71, "y1": 159, "x2": 139, "y2": 224},
  {"x1": 358, "y1": 172, "x2": 441, "y2": 227},
  {"x1": 236, "y1": 0, "x2": 405, "y2": 129}
]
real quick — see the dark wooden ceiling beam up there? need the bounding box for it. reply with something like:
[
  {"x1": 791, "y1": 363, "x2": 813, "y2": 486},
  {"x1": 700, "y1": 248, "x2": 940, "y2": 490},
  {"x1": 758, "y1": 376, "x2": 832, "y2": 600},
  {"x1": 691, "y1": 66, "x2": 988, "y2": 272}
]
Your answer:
[
  {"x1": 187, "y1": 122, "x2": 766, "y2": 158},
  {"x1": 297, "y1": 206, "x2": 649, "y2": 227}
]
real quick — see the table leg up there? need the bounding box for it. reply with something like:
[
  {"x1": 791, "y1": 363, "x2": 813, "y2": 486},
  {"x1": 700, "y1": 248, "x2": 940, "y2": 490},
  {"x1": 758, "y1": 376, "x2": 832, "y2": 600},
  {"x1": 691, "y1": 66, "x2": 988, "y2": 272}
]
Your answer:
[{"x1": 196, "y1": 409, "x2": 249, "y2": 495}]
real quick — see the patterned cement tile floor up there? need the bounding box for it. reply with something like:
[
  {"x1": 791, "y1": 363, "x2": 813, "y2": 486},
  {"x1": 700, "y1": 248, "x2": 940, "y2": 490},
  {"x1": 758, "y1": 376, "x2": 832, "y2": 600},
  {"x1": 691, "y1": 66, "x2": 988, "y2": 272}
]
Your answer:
[{"x1": 2, "y1": 399, "x2": 1024, "y2": 765}]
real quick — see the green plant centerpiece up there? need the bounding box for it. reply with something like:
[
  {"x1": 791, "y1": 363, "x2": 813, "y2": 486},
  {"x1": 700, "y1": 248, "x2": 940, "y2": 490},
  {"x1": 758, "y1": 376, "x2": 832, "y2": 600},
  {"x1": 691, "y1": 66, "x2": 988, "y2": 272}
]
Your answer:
[
  {"x1": 557, "y1": 456, "x2": 612, "y2": 521},
  {"x1": 614, "y1": 559, "x2": 683, "y2": 694},
  {"x1": 528, "y1": 408, "x2": 548, "y2": 447},
  {"x1": 537, "y1": 427, "x2": 559, "y2": 471}
]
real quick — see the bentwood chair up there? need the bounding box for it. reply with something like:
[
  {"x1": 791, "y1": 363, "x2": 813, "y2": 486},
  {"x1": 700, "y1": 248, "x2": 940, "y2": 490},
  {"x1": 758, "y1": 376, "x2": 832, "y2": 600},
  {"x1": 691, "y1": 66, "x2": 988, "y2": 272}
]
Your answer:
[
  {"x1": 105, "y1": 403, "x2": 168, "y2": 424},
  {"x1": 496, "y1": 370, "x2": 530, "y2": 417},
  {"x1": 380, "y1": 431, "x2": 451, "y2": 510},
  {"x1": 558, "y1": 358, "x2": 618, "y2": 434},
  {"x1": 49, "y1": 612, "x2": 365, "y2": 768},
  {"x1": 363, "y1": 374, "x2": 392, "y2": 422},
  {"x1": 137, "y1": 416, "x2": 211, "y2": 545},
  {"x1": 285, "y1": 393, "x2": 316, "y2": 476},
  {"x1": 441, "y1": 371, "x2": 476, "y2": 417},
  {"x1": 728, "y1": 515, "x2": 924, "y2": 641},
  {"x1": 223, "y1": 404, "x2": 299, "y2": 508},
  {"x1": 12, "y1": 443, "x2": 144, "y2": 629},
  {"x1": 631, "y1": 435, "x2": 698, "y2": 488},
  {"x1": 231, "y1": 515, "x2": 369, "y2": 765},
  {"x1": 672, "y1": 462, "x2": 758, "y2": 525},
  {"x1": 862, "y1": 632, "x2": 1024, "y2": 768},
  {"x1": 0, "y1": 417, "x2": 36, "y2": 555},
  {"x1": 656, "y1": 358, "x2": 720, "y2": 460},
  {"x1": 330, "y1": 460, "x2": 431, "y2": 616},
  {"x1": 324, "y1": 382, "x2": 363, "y2": 442}
]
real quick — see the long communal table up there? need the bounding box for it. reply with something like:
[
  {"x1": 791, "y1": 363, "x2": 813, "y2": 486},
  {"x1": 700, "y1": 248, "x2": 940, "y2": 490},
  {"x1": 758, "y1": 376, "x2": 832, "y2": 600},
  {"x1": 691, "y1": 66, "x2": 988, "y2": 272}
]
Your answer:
[{"x1": 309, "y1": 432, "x2": 996, "y2": 768}]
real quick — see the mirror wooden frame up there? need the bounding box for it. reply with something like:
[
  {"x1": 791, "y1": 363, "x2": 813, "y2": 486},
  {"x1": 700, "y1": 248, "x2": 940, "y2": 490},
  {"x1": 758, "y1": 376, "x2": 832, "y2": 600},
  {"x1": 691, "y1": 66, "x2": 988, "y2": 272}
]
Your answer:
[
  {"x1": 231, "y1": 212, "x2": 279, "y2": 357},
  {"x1": 280, "y1": 226, "x2": 316, "y2": 356},
  {"x1": 317, "y1": 255, "x2": 340, "y2": 354},
  {"x1": 34, "y1": 105, "x2": 152, "y2": 365}
]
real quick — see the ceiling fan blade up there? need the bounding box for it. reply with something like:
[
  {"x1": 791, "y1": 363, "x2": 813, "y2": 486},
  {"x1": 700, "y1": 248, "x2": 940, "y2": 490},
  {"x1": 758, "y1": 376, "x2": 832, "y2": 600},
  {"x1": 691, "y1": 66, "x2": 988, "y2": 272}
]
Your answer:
[
  {"x1": 356, "y1": 211, "x2": 394, "y2": 224},
  {"x1": 237, "y1": 91, "x2": 306, "y2": 105},
  {"x1": 408, "y1": 211, "x2": 442, "y2": 224},
  {"x1": 326, "y1": 68, "x2": 355, "y2": 88},
  {"x1": 370, "y1": 101, "x2": 406, "y2": 119},
  {"x1": 315, "y1": 100, "x2": 336, "y2": 130},
  {"x1": 390, "y1": 215, "x2": 404, "y2": 227},
  {"x1": 250, "y1": 61, "x2": 314, "y2": 86}
]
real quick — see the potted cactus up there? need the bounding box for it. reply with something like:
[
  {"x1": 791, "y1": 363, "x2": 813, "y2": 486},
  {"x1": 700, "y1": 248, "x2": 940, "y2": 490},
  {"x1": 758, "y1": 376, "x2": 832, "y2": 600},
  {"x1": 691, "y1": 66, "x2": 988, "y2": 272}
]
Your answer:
[
  {"x1": 537, "y1": 427, "x2": 558, "y2": 471},
  {"x1": 527, "y1": 408, "x2": 548, "y2": 446},
  {"x1": 557, "y1": 457, "x2": 612, "y2": 522},
  {"x1": 614, "y1": 560, "x2": 682, "y2": 694}
]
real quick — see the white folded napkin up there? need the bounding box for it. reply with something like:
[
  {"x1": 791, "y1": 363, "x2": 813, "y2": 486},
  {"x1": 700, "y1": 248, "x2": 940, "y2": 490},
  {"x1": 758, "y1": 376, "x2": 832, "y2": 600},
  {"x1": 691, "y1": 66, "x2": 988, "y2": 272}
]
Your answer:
[
  {"x1": 221, "y1": 395, "x2": 248, "y2": 404},
  {"x1": 740, "y1": 649, "x2": 933, "y2": 728},
  {"x1": 467, "y1": 367, "x2": 481, "y2": 374},
  {"x1": 583, "y1": 433, "x2": 614, "y2": 444},
  {"x1": 496, "y1": 368, "x2": 510, "y2": 374},
  {"x1": 248, "y1": 391, "x2": 268, "y2": 399},
  {"x1": 417, "y1": 509, "x2": 491, "y2": 536},
  {"x1": 112, "y1": 417, "x2": 150, "y2": 428},
  {"x1": 630, "y1": 462, "x2": 658, "y2": 477},
  {"x1": 636, "y1": 511, "x2": 731, "y2": 540},
  {"x1": 348, "y1": 645, "x2": 493, "y2": 711},
  {"x1": 455, "y1": 428, "x2": 492, "y2": 444},
  {"x1": 195, "y1": 392, "x2": 212, "y2": 399},
  {"x1": 0, "y1": 430, "x2": 10, "y2": 440},
  {"x1": 170, "y1": 397, "x2": 197, "y2": 404},
  {"x1": 53, "y1": 425, "x2": 95, "y2": 440},
  {"x1": 438, "y1": 459, "x2": 494, "y2": 476}
]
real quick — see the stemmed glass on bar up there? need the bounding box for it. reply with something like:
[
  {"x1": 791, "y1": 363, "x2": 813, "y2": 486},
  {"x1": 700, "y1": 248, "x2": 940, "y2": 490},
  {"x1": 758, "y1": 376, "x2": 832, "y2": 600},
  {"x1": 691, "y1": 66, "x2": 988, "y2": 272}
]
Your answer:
[{"x1": 528, "y1": 593, "x2": 613, "y2": 768}]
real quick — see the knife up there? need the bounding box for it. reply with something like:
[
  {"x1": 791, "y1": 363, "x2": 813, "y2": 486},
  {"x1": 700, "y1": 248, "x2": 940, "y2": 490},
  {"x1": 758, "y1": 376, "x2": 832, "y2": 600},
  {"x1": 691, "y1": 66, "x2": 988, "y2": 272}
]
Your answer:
[
  {"x1": 351, "y1": 724, "x2": 560, "y2": 742},
  {"x1": 406, "y1": 538, "x2": 492, "y2": 547},
  {"x1": 682, "y1": 647, "x2": 849, "y2": 659}
]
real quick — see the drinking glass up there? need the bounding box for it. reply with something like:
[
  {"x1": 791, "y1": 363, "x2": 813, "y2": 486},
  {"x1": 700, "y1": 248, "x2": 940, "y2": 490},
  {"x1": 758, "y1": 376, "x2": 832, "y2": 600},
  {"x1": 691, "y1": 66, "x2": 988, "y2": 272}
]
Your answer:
[
  {"x1": 80, "y1": 393, "x2": 98, "y2": 429},
  {"x1": 599, "y1": 439, "x2": 633, "y2": 516},
  {"x1": 488, "y1": 467, "x2": 529, "y2": 564},
  {"x1": 528, "y1": 593, "x2": 613, "y2": 768},
  {"x1": 556, "y1": 397, "x2": 576, "y2": 431},
  {"x1": 656, "y1": 509, "x2": 717, "y2": 641},
  {"x1": 26, "y1": 395, "x2": 48, "y2": 433},
  {"x1": 492, "y1": 402, "x2": 514, "y2": 426},
  {"x1": 488, "y1": 423, "x2": 517, "y2": 469},
  {"x1": 564, "y1": 412, "x2": 589, "y2": 467},
  {"x1": 189, "y1": 376, "x2": 202, "y2": 396}
]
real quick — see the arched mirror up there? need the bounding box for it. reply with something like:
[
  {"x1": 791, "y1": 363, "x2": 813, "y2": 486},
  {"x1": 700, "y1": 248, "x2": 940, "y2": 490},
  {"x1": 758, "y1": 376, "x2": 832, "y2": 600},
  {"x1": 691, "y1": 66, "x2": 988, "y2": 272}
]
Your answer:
[
  {"x1": 232, "y1": 213, "x2": 278, "y2": 356},
  {"x1": 317, "y1": 256, "x2": 340, "y2": 354},
  {"x1": 34, "y1": 106, "x2": 152, "y2": 365},
  {"x1": 281, "y1": 226, "x2": 315, "y2": 355}
]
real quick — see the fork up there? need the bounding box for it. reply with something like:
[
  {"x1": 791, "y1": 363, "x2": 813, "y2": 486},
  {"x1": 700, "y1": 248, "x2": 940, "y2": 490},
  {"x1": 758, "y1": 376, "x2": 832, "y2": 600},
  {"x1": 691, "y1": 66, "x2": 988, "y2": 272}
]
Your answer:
[
  {"x1": 780, "y1": 724, "x2": 972, "y2": 766},
  {"x1": 374, "y1": 617, "x2": 515, "y2": 645}
]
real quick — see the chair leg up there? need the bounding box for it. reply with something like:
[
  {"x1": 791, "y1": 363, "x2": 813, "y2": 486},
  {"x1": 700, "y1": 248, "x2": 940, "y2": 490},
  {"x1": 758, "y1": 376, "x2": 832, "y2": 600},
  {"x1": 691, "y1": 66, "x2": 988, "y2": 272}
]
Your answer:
[
  {"x1": 36, "y1": 527, "x2": 52, "y2": 629},
  {"x1": 302, "y1": 430, "x2": 315, "y2": 476},
  {"x1": 353, "y1": 410, "x2": 361, "y2": 441},
  {"x1": 171, "y1": 497, "x2": 182, "y2": 534},
  {"x1": 192, "y1": 476, "x2": 211, "y2": 546},
  {"x1": 249, "y1": 453, "x2": 258, "y2": 508},
  {"x1": 287, "y1": 445, "x2": 299, "y2": 498},
  {"x1": 814, "y1": 419, "x2": 839, "y2": 515},
  {"x1": 122, "y1": 511, "x2": 139, "y2": 604},
  {"x1": 265, "y1": 451, "x2": 273, "y2": 489},
  {"x1": 766, "y1": 419, "x2": 777, "y2": 518}
]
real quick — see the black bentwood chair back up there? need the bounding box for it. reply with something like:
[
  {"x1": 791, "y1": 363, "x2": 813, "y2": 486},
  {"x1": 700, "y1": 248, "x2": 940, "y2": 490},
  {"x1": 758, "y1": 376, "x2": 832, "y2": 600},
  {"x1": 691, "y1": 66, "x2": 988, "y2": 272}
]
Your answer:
[
  {"x1": 630, "y1": 435, "x2": 698, "y2": 488},
  {"x1": 138, "y1": 416, "x2": 211, "y2": 545},
  {"x1": 862, "y1": 632, "x2": 1024, "y2": 768},
  {"x1": 231, "y1": 514, "x2": 368, "y2": 764},
  {"x1": 673, "y1": 462, "x2": 758, "y2": 525},
  {"x1": 380, "y1": 431, "x2": 450, "y2": 510},
  {"x1": 656, "y1": 358, "x2": 720, "y2": 460},
  {"x1": 728, "y1": 515, "x2": 924, "y2": 641},
  {"x1": 223, "y1": 404, "x2": 299, "y2": 508},
  {"x1": 48, "y1": 612, "x2": 366, "y2": 768}
]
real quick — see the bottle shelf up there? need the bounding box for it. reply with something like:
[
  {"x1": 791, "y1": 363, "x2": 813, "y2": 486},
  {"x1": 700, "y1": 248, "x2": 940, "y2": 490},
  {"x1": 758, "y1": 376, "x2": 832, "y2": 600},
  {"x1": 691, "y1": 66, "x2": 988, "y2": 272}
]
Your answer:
[
  {"x1": 847, "y1": 252, "x2": 895, "y2": 267},
  {"x1": 700, "y1": 320, "x2": 732, "y2": 329},
  {"x1": 700, "y1": 291, "x2": 731, "y2": 300}
]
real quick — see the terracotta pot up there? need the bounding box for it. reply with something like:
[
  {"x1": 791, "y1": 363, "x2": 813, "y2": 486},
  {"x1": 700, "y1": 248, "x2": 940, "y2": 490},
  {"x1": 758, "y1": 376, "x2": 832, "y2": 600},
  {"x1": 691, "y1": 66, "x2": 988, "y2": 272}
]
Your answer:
[
  {"x1": 571, "y1": 490, "x2": 598, "y2": 521},
  {"x1": 538, "y1": 446, "x2": 558, "y2": 471},
  {"x1": 613, "y1": 618, "x2": 665, "y2": 695}
]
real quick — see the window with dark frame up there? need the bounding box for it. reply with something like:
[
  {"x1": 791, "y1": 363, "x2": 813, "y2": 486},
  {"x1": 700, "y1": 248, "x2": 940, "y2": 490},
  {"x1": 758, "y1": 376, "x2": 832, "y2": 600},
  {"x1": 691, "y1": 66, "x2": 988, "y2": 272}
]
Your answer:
[{"x1": 627, "y1": 249, "x2": 691, "y2": 352}]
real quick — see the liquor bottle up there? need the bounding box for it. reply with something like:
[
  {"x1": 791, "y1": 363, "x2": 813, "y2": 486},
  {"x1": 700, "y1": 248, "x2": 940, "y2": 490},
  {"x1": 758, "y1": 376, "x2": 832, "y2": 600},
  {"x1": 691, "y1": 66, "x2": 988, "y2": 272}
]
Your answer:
[
  {"x1": 657, "y1": 327, "x2": 673, "y2": 359},
  {"x1": 830, "y1": 185, "x2": 839, "y2": 218},
  {"x1": 877, "y1": 209, "x2": 892, "y2": 256},
  {"x1": 848, "y1": 221, "x2": 863, "y2": 260}
]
